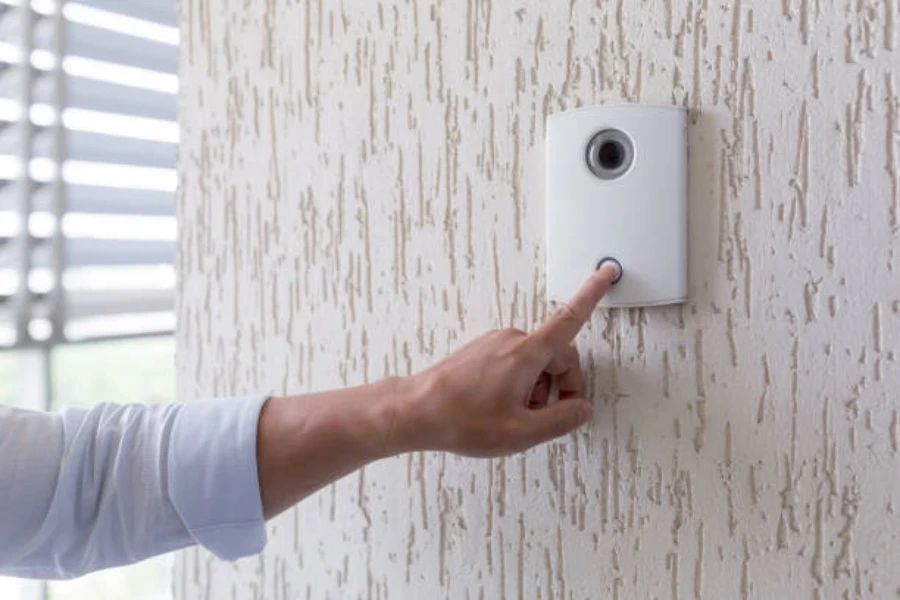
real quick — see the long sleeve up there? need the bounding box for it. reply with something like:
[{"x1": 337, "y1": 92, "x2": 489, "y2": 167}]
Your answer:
[{"x1": 0, "y1": 396, "x2": 270, "y2": 580}]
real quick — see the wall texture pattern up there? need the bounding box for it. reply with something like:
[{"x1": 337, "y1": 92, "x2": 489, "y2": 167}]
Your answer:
[{"x1": 176, "y1": 1, "x2": 900, "y2": 598}]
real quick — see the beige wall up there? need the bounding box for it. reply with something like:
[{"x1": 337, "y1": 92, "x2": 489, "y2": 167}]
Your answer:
[{"x1": 176, "y1": 1, "x2": 900, "y2": 598}]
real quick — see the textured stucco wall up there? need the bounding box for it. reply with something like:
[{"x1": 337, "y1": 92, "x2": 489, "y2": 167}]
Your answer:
[{"x1": 175, "y1": 1, "x2": 900, "y2": 598}]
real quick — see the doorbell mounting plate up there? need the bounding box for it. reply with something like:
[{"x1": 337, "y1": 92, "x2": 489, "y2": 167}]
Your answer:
[{"x1": 545, "y1": 104, "x2": 688, "y2": 308}]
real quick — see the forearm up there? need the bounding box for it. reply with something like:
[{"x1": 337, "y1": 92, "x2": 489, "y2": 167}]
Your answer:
[
  {"x1": 256, "y1": 377, "x2": 424, "y2": 520},
  {"x1": 1, "y1": 399, "x2": 268, "y2": 579}
]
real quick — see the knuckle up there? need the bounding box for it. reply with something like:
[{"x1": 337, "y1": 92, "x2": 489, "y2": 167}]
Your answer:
[
  {"x1": 502, "y1": 327, "x2": 527, "y2": 338},
  {"x1": 555, "y1": 407, "x2": 582, "y2": 435},
  {"x1": 558, "y1": 302, "x2": 583, "y2": 325},
  {"x1": 546, "y1": 354, "x2": 565, "y2": 375},
  {"x1": 521, "y1": 342, "x2": 549, "y2": 367},
  {"x1": 485, "y1": 329, "x2": 505, "y2": 342},
  {"x1": 498, "y1": 331, "x2": 533, "y2": 359}
]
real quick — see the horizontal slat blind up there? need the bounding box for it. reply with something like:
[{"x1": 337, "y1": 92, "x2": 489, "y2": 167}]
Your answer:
[
  {"x1": 0, "y1": 0, "x2": 178, "y2": 347},
  {"x1": 76, "y1": 0, "x2": 176, "y2": 27}
]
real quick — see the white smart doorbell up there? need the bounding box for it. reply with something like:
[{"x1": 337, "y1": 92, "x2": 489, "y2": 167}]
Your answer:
[{"x1": 545, "y1": 104, "x2": 688, "y2": 308}]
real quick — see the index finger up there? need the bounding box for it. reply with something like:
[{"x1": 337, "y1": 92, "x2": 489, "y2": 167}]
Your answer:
[{"x1": 532, "y1": 265, "x2": 617, "y2": 350}]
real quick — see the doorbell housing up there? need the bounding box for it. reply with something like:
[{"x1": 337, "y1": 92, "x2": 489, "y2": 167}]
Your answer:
[{"x1": 545, "y1": 104, "x2": 688, "y2": 308}]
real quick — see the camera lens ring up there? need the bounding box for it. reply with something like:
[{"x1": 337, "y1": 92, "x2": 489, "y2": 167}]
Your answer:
[{"x1": 585, "y1": 129, "x2": 635, "y2": 180}]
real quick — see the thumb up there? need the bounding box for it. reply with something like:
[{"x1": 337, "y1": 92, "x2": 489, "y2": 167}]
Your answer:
[{"x1": 522, "y1": 399, "x2": 594, "y2": 447}]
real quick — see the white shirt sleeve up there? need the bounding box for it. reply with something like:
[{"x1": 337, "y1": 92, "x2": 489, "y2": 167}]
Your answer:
[{"x1": 0, "y1": 396, "x2": 270, "y2": 580}]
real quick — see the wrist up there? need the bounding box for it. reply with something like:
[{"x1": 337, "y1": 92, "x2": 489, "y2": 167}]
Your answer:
[{"x1": 374, "y1": 374, "x2": 437, "y2": 456}]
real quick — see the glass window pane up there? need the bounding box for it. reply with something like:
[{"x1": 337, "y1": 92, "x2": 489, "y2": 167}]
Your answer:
[
  {"x1": 0, "y1": 351, "x2": 17, "y2": 407},
  {"x1": 0, "y1": 577, "x2": 41, "y2": 600},
  {"x1": 50, "y1": 336, "x2": 175, "y2": 411},
  {"x1": 47, "y1": 555, "x2": 173, "y2": 600}
]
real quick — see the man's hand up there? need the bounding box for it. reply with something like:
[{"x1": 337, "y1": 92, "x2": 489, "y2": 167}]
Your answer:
[
  {"x1": 396, "y1": 265, "x2": 617, "y2": 457},
  {"x1": 257, "y1": 267, "x2": 616, "y2": 519}
]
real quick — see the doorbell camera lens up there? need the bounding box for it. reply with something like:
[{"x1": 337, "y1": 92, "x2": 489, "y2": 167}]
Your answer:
[
  {"x1": 586, "y1": 129, "x2": 634, "y2": 180},
  {"x1": 598, "y1": 141, "x2": 624, "y2": 170}
]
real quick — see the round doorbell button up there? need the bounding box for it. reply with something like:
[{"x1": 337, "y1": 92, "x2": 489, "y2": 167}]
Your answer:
[{"x1": 596, "y1": 257, "x2": 623, "y2": 284}]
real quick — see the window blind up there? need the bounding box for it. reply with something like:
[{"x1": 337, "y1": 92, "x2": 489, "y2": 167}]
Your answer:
[{"x1": 0, "y1": 0, "x2": 178, "y2": 348}]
